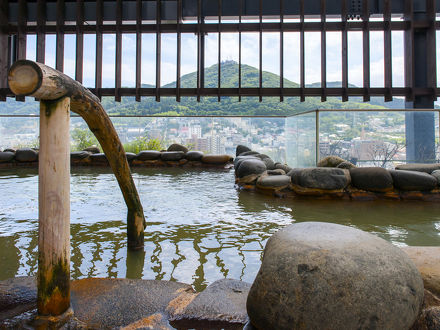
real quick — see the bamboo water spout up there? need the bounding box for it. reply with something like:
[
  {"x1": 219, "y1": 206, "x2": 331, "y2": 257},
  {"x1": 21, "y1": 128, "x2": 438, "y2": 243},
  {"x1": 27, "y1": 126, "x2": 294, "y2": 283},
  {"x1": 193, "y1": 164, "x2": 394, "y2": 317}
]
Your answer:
[{"x1": 8, "y1": 60, "x2": 146, "y2": 249}]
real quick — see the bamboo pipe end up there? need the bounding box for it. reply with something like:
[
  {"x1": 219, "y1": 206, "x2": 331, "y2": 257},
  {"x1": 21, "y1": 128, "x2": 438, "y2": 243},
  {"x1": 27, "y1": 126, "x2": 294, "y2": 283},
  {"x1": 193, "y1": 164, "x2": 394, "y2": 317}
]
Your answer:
[{"x1": 8, "y1": 60, "x2": 42, "y2": 97}]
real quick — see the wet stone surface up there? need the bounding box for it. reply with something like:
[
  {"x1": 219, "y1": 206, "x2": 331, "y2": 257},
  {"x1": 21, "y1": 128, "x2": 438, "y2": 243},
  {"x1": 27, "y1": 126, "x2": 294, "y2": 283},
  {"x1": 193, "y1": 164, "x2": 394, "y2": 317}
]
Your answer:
[
  {"x1": 0, "y1": 277, "x2": 250, "y2": 329},
  {"x1": 172, "y1": 279, "x2": 250, "y2": 323},
  {"x1": 0, "y1": 277, "x2": 36, "y2": 321},
  {"x1": 70, "y1": 278, "x2": 194, "y2": 328}
]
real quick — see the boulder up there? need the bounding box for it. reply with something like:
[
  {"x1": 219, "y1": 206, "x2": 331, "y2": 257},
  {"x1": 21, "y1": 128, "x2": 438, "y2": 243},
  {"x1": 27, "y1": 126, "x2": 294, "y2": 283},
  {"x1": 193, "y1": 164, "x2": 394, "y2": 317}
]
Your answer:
[
  {"x1": 70, "y1": 151, "x2": 90, "y2": 160},
  {"x1": 171, "y1": 279, "x2": 250, "y2": 327},
  {"x1": 266, "y1": 169, "x2": 286, "y2": 175},
  {"x1": 201, "y1": 155, "x2": 232, "y2": 164},
  {"x1": 15, "y1": 149, "x2": 38, "y2": 162},
  {"x1": 83, "y1": 146, "x2": 100, "y2": 154},
  {"x1": 395, "y1": 163, "x2": 440, "y2": 174},
  {"x1": 402, "y1": 247, "x2": 440, "y2": 297},
  {"x1": 254, "y1": 154, "x2": 271, "y2": 160},
  {"x1": 288, "y1": 168, "x2": 350, "y2": 190},
  {"x1": 185, "y1": 151, "x2": 204, "y2": 161},
  {"x1": 236, "y1": 145, "x2": 251, "y2": 156},
  {"x1": 167, "y1": 143, "x2": 189, "y2": 153},
  {"x1": 240, "y1": 151, "x2": 260, "y2": 157},
  {"x1": 336, "y1": 161, "x2": 356, "y2": 169},
  {"x1": 415, "y1": 306, "x2": 440, "y2": 330},
  {"x1": 260, "y1": 157, "x2": 275, "y2": 170},
  {"x1": 317, "y1": 155, "x2": 347, "y2": 167},
  {"x1": 390, "y1": 170, "x2": 437, "y2": 191},
  {"x1": 349, "y1": 167, "x2": 394, "y2": 192},
  {"x1": 246, "y1": 222, "x2": 424, "y2": 330},
  {"x1": 431, "y1": 170, "x2": 440, "y2": 185},
  {"x1": 125, "y1": 152, "x2": 137, "y2": 161},
  {"x1": 236, "y1": 159, "x2": 266, "y2": 179},
  {"x1": 234, "y1": 156, "x2": 259, "y2": 174},
  {"x1": 90, "y1": 153, "x2": 108, "y2": 163},
  {"x1": 256, "y1": 175, "x2": 291, "y2": 189},
  {"x1": 0, "y1": 151, "x2": 14, "y2": 163},
  {"x1": 274, "y1": 163, "x2": 292, "y2": 173},
  {"x1": 137, "y1": 150, "x2": 161, "y2": 161},
  {"x1": 161, "y1": 151, "x2": 185, "y2": 161}
]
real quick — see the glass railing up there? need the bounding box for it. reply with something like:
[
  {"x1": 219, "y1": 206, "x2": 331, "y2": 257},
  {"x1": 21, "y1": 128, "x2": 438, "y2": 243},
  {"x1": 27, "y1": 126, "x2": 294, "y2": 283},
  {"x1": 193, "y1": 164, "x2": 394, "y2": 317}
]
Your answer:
[
  {"x1": 0, "y1": 115, "x2": 287, "y2": 163},
  {"x1": 2, "y1": 108, "x2": 440, "y2": 169},
  {"x1": 286, "y1": 109, "x2": 440, "y2": 168}
]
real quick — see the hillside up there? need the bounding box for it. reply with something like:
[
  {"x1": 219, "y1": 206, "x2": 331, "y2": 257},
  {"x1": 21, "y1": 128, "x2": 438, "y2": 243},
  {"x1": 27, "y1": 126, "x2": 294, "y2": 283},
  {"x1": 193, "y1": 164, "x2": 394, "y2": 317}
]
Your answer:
[{"x1": 0, "y1": 61, "x2": 397, "y2": 116}]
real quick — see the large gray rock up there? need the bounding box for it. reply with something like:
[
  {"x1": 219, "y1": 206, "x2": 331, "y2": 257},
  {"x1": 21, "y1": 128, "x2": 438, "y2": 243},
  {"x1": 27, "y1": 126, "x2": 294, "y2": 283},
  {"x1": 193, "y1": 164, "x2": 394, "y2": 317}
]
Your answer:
[
  {"x1": 288, "y1": 168, "x2": 350, "y2": 190},
  {"x1": 0, "y1": 151, "x2": 14, "y2": 162},
  {"x1": 240, "y1": 151, "x2": 260, "y2": 157},
  {"x1": 317, "y1": 155, "x2": 347, "y2": 167},
  {"x1": 236, "y1": 145, "x2": 251, "y2": 156},
  {"x1": 171, "y1": 279, "x2": 250, "y2": 327},
  {"x1": 83, "y1": 146, "x2": 100, "y2": 154},
  {"x1": 395, "y1": 163, "x2": 440, "y2": 174},
  {"x1": 257, "y1": 175, "x2": 291, "y2": 189},
  {"x1": 234, "y1": 155, "x2": 259, "y2": 174},
  {"x1": 90, "y1": 153, "x2": 108, "y2": 164},
  {"x1": 267, "y1": 169, "x2": 286, "y2": 176},
  {"x1": 336, "y1": 161, "x2": 356, "y2": 169},
  {"x1": 432, "y1": 170, "x2": 440, "y2": 185},
  {"x1": 390, "y1": 170, "x2": 437, "y2": 191},
  {"x1": 236, "y1": 159, "x2": 266, "y2": 179},
  {"x1": 201, "y1": 155, "x2": 232, "y2": 164},
  {"x1": 260, "y1": 157, "x2": 275, "y2": 170},
  {"x1": 70, "y1": 151, "x2": 90, "y2": 160},
  {"x1": 185, "y1": 151, "x2": 204, "y2": 161},
  {"x1": 275, "y1": 163, "x2": 292, "y2": 173},
  {"x1": 125, "y1": 152, "x2": 137, "y2": 161},
  {"x1": 247, "y1": 222, "x2": 424, "y2": 330},
  {"x1": 167, "y1": 143, "x2": 189, "y2": 153},
  {"x1": 349, "y1": 167, "x2": 394, "y2": 192},
  {"x1": 161, "y1": 151, "x2": 185, "y2": 161},
  {"x1": 136, "y1": 150, "x2": 161, "y2": 161},
  {"x1": 15, "y1": 149, "x2": 38, "y2": 162}
]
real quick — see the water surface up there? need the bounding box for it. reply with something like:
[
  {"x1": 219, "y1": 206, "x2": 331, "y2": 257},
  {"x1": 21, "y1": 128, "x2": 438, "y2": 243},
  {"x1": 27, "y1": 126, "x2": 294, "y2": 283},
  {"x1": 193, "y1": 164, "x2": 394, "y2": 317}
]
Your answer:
[{"x1": 1, "y1": 167, "x2": 440, "y2": 291}]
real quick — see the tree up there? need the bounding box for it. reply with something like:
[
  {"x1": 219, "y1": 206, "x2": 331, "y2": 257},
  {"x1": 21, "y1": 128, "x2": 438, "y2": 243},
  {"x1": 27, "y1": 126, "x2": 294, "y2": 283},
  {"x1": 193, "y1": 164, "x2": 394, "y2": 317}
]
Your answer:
[
  {"x1": 71, "y1": 128, "x2": 99, "y2": 151},
  {"x1": 367, "y1": 140, "x2": 404, "y2": 168}
]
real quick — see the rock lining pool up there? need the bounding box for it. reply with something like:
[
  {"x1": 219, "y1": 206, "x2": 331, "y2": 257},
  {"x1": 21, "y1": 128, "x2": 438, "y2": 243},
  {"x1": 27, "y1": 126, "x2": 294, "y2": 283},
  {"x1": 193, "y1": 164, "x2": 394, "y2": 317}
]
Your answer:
[{"x1": 1, "y1": 167, "x2": 440, "y2": 291}]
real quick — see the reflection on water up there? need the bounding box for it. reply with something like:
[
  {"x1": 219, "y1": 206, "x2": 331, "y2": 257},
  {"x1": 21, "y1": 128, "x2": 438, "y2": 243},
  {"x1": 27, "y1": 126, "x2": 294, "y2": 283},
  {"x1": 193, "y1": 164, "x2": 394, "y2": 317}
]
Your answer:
[{"x1": 1, "y1": 168, "x2": 440, "y2": 291}]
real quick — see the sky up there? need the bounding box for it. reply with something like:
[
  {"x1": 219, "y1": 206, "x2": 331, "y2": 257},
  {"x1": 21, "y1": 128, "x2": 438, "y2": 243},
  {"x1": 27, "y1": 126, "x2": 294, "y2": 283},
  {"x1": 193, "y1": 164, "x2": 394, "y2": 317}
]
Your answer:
[{"x1": 25, "y1": 27, "x2": 440, "y2": 99}]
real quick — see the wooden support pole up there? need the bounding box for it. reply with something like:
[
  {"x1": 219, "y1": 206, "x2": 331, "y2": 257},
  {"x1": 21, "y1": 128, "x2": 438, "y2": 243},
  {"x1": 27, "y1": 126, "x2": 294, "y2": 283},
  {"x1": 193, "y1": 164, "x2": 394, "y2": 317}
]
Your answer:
[
  {"x1": 37, "y1": 96, "x2": 71, "y2": 316},
  {"x1": 8, "y1": 60, "x2": 146, "y2": 250}
]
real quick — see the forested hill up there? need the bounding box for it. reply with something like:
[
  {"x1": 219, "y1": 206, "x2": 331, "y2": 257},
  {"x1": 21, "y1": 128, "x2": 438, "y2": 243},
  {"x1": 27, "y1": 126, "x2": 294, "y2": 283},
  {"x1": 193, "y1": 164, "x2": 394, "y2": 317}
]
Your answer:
[{"x1": 1, "y1": 60, "x2": 411, "y2": 116}]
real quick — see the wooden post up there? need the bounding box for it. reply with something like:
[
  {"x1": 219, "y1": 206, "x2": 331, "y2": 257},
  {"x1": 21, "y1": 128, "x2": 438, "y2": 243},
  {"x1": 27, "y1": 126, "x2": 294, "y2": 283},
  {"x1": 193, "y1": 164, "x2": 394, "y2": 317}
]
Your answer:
[
  {"x1": 8, "y1": 60, "x2": 146, "y2": 250},
  {"x1": 38, "y1": 97, "x2": 71, "y2": 316}
]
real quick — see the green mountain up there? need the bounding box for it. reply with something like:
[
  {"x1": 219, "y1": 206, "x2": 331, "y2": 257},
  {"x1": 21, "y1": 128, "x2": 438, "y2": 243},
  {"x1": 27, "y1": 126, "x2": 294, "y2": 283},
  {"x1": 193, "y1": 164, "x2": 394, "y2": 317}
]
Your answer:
[{"x1": 1, "y1": 61, "x2": 389, "y2": 116}]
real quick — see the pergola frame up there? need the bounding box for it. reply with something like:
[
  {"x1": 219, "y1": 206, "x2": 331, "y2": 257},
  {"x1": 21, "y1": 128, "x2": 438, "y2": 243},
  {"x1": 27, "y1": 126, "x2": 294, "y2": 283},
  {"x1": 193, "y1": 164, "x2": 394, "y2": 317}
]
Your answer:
[{"x1": 0, "y1": 0, "x2": 439, "y2": 103}]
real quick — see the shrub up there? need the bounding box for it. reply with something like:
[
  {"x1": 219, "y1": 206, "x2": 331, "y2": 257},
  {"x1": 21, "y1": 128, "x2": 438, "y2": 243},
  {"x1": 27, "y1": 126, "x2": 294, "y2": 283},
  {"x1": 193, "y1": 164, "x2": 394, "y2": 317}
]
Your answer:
[
  {"x1": 71, "y1": 128, "x2": 99, "y2": 151},
  {"x1": 124, "y1": 136, "x2": 165, "y2": 153}
]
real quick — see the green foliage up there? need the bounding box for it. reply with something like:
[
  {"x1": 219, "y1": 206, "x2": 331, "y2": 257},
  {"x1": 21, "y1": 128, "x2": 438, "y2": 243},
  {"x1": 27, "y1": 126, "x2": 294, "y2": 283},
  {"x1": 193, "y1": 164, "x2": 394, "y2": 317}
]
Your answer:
[
  {"x1": 15, "y1": 138, "x2": 39, "y2": 149},
  {"x1": 71, "y1": 128, "x2": 99, "y2": 151},
  {"x1": 123, "y1": 136, "x2": 165, "y2": 153}
]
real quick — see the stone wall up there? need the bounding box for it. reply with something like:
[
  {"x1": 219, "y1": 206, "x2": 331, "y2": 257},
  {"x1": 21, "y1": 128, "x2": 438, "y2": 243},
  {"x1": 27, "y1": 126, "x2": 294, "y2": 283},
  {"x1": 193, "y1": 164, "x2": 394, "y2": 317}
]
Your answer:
[
  {"x1": 0, "y1": 145, "x2": 233, "y2": 169},
  {"x1": 234, "y1": 145, "x2": 440, "y2": 202}
]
